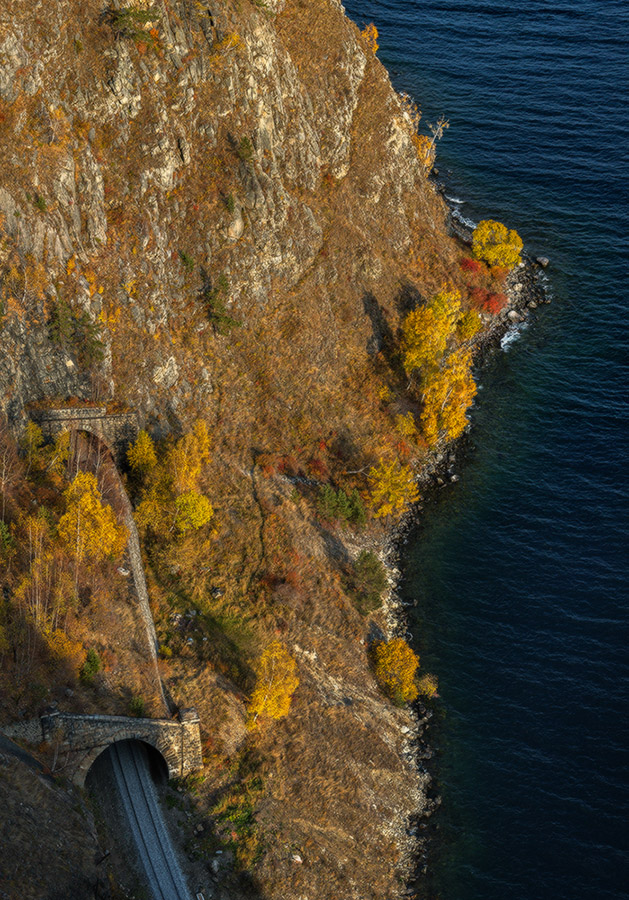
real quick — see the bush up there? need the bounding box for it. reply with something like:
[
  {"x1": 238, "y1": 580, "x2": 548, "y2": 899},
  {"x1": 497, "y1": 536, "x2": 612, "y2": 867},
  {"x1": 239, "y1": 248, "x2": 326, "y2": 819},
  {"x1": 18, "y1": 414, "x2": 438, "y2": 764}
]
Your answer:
[
  {"x1": 361, "y1": 23, "x2": 379, "y2": 54},
  {"x1": 484, "y1": 292, "x2": 508, "y2": 315},
  {"x1": 199, "y1": 271, "x2": 240, "y2": 335},
  {"x1": 368, "y1": 458, "x2": 419, "y2": 519},
  {"x1": 129, "y1": 696, "x2": 145, "y2": 717},
  {"x1": 460, "y1": 257, "x2": 482, "y2": 275},
  {"x1": 179, "y1": 251, "x2": 195, "y2": 271},
  {"x1": 80, "y1": 648, "x2": 101, "y2": 684},
  {"x1": 418, "y1": 673, "x2": 439, "y2": 698},
  {"x1": 344, "y1": 551, "x2": 388, "y2": 615},
  {"x1": 317, "y1": 485, "x2": 366, "y2": 526},
  {"x1": 103, "y1": 5, "x2": 160, "y2": 43},
  {"x1": 174, "y1": 491, "x2": 214, "y2": 533},
  {"x1": 468, "y1": 286, "x2": 489, "y2": 309},
  {"x1": 373, "y1": 637, "x2": 419, "y2": 705}
]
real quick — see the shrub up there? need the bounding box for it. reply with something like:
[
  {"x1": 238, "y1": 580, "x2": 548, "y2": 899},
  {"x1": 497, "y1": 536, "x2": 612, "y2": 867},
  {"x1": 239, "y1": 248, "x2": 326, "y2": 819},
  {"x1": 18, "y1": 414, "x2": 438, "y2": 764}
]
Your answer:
[
  {"x1": 103, "y1": 5, "x2": 160, "y2": 43},
  {"x1": 179, "y1": 250, "x2": 195, "y2": 271},
  {"x1": 236, "y1": 137, "x2": 254, "y2": 162},
  {"x1": 469, "y1": 286, "x2": 489, "y2": 309},
  {"x1": 317, "y1": 485, "x2": 366, "y2": 526},
  {"x1": 472, "y1": 219, "x2": 523, "y2": 269},
  {"x1": 80, "y1": 648, "x2": 101, "y2": 684},
  {"x1": 174, "y1": 491, "x2": 214, "y2": 533},
  {"x1": 344, "y1": 551, "x2": 388, "y2": 615},
  {"x1": 199, "y1": 272, "x2": 240, "y2": 335},
  {"x1": 361, "y1": 23, "x2": 379, "y2": 54},
  {"x1": 418, "y1": 673, "x2": 439, "y2": 698},
  {"x1": 129, "y1": 695, "x2": 145, "y2": 717},
  {"x1": 460, "y1": 257, "x2": 482, "y2": 275},
  {"x1": 373, "y1": 637, "x2": 419, "y2": 705},
  {"x1": 484, "y1": 292, "x2": 508, "y2": 315},
  {"x1": 395, "y1": 412, "x2": 418, "y2": 439}
]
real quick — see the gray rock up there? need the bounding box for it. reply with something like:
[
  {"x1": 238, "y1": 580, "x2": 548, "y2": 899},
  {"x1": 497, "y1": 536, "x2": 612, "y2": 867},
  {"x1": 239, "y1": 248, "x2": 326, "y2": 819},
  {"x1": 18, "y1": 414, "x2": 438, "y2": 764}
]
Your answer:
[{"x1": 536, "y1": 256, "x2": 550, "y2": 267}]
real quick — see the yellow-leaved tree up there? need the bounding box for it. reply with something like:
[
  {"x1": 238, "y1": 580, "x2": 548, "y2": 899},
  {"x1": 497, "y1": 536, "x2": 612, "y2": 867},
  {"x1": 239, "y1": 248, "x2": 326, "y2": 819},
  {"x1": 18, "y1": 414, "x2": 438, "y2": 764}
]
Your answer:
[
  {"x1": 472, "y1": 219, "x2": 523, "y2": 269},
  {"x1": 174, "y1": 491, "x2": 214, "y2": 533},
  {"x1": 135, "y1": 420, "x2": 213, "y2": 537},
  {"x1": 368, "y1": 458, "x2": 419, "y2": 519},
  {"x1": 248, "y1": 641, "x2": 299, "y2": 726},
  {"x1": 127, "y1": 429, "x2": 157, "y2": 477},
  {"x1": 373, "y1": 637, "x2": 419, "y2": 705},
  {"x1": 401, "y1": 290, "x2": 461, "y2": 377},
  {"x1": 420, "y1": 349, "x2": 477, "y2": 444},
  {"x1": 167, "y1": 420, "x2": 211, "y2": 495},
  {"x1": 58, "y1": 472, "x2": 128, "y2": 565}
]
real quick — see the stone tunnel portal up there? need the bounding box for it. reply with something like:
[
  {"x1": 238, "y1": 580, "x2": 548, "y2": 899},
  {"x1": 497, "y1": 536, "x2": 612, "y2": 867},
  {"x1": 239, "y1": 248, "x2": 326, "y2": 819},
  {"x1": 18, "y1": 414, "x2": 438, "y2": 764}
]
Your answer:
[{"x1": 85, "y1": 738, "x2": 170, "y2": 789}]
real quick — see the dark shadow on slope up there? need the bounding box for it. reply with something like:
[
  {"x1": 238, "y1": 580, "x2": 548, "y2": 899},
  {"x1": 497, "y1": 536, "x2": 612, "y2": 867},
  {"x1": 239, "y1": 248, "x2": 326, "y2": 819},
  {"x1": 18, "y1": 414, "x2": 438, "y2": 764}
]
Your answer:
[{"x1": 362, "y1": 291, "x2": 395, "y2": 362}]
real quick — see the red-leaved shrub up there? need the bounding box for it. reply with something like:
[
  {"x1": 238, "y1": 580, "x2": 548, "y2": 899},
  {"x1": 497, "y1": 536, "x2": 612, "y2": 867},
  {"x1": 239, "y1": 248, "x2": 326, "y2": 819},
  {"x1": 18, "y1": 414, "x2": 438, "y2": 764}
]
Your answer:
[
  {"x1": 490, "y1": 265, "x2": 509, "y2": 284},
  {"x1": 469, "y1": 288, "x2": 508, "y2": 315},
  {"x1": 469, "y1": 286, "x2": 489, "y2": 308},
  {"x1": 460, "y1": 257, "x2": 483, "y2": 275},
  {"x1": 484, "y1": 292, "x2": 508, "y2": 315}
]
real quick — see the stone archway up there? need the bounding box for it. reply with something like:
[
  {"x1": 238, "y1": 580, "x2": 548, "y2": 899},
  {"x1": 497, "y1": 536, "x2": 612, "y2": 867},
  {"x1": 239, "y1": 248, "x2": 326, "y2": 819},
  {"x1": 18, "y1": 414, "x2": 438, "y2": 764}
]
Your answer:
[{"x1": 84, "y1": 738, "x2": 171, "y2": 788}]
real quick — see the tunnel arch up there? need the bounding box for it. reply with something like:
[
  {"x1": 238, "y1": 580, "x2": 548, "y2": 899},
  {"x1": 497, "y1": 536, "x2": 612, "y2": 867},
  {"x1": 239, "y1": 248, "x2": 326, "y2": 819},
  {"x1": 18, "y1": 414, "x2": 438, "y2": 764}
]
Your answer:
[{"x1": 83, "y1": 738, "x2": 171, "y2": 789}]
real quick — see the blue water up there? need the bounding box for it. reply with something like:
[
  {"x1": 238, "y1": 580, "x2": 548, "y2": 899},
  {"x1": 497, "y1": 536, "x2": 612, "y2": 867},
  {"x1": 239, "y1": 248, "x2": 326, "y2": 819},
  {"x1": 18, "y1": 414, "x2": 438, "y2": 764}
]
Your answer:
[{"x1": 344, "y1": 2, "x2": 629, "y2": 898}]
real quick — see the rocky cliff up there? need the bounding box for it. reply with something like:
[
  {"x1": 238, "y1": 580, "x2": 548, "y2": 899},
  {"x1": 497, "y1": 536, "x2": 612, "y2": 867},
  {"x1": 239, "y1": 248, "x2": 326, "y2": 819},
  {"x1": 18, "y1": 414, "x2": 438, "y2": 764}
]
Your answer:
[{"x1": 0, "y1": 1, "x2": 465, "y2": 897}]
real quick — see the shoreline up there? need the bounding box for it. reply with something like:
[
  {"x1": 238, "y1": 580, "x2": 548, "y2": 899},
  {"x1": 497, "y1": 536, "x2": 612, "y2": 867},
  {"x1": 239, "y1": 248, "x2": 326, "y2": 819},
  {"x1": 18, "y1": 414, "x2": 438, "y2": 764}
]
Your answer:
[{"x1": 379, "y1": 220, "x2": 550, "y2": 895}]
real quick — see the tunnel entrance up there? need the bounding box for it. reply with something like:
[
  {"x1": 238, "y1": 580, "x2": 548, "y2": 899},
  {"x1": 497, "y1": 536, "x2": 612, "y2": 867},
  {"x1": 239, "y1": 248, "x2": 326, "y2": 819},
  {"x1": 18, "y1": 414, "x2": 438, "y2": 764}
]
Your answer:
[{"x1": 85, "y1": 738, "x2": 169, "y2": 789}]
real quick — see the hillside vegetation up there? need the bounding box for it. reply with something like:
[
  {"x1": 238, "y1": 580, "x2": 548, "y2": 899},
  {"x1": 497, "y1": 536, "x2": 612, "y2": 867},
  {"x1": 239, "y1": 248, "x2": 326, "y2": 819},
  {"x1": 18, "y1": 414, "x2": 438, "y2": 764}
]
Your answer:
[{"x1": 0, "y1": 1, "x2": 523, "y2": 897}]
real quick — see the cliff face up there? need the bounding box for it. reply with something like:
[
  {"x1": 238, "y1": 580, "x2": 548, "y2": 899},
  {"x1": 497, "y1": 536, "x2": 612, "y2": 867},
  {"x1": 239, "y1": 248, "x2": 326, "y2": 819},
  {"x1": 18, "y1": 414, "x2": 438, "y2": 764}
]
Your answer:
[
  {"x1": 1, "y1": 0, "x2": 454, "y2": 428},
  {"x1": 0, "y1": 1, "x2": 461, "y2": 897}
]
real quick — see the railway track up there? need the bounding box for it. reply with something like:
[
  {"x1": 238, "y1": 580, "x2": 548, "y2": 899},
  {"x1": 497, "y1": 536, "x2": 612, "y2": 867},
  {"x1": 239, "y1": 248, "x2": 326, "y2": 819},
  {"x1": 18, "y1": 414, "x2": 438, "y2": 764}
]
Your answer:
[{"x1": 110, "y1": 740, "x2": 191, "y2": 900}]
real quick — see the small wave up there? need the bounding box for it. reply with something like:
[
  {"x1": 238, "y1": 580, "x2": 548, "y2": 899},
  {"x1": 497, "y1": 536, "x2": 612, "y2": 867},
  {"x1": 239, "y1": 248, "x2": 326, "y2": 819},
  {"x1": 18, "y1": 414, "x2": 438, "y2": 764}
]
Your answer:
[
  {"x1": 500, "y1": 322, "x2": 529, "y2": 351},
  {"x1": 451, "y1": 208, "x2": 477, "y2": 230},
  {"x1": 445, "y1": 195, "x2": 464, "y2": 205}
]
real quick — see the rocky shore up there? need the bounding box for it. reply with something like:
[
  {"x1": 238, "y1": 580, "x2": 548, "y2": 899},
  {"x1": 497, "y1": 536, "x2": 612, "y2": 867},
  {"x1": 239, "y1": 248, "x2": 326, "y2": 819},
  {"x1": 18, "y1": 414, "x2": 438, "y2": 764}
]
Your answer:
[{"x1": 376, "y1": 221, "x2": 551, "y2": 895}]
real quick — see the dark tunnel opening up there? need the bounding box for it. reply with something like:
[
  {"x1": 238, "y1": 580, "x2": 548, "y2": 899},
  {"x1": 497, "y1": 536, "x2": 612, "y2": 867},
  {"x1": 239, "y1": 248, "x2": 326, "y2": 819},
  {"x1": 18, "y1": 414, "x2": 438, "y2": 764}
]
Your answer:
[{"x1": 85, "y1": 738, "x2": 169, "y2": 790}]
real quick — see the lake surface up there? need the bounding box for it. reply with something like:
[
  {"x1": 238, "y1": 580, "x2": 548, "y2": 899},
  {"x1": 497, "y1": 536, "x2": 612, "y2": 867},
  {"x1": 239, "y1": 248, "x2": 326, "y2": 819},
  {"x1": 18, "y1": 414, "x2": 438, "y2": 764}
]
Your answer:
[{"x1": 343, "y1": 2, "x2": 629, "y2": 898}]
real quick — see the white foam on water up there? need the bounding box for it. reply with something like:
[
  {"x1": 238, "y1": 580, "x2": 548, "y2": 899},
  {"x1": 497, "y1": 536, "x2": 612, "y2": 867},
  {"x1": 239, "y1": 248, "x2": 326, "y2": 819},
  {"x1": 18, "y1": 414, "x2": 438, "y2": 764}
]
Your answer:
[
  {"x1": 445, "y1": 195, "x2": 464, "y2": 205},
  {"x1": 500, "y1": 321, "x2": 529, "y2": 351},
  {"x1": 451, "y1": 208, "x2": 477, "y2": 230}
]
